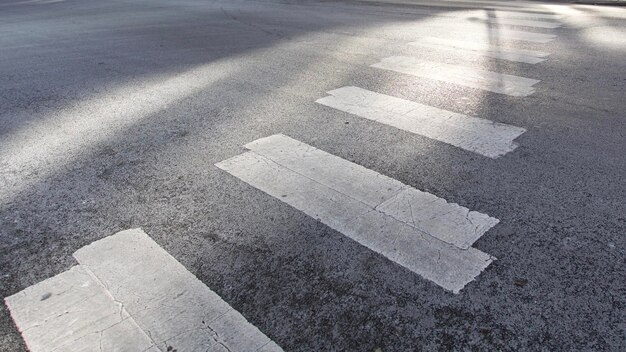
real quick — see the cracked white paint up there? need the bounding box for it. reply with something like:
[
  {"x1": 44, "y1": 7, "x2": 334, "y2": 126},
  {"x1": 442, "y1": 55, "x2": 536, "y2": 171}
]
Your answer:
[
  {"x1": 216, "y1": 135, "x2": 497, "y2": 293},
  {"x1": 73, "y1": 229, "x2": 282, "y2": 352},
  {"x1": 242, "y1": 134, "x2": 499, "y2": 248},
  {"x1": 372, "y1": 56, "x2": 540, "y2": 97},
  {"x1": 4, "y1": 266, "x2": 156, "y2": 352},
  {"x1": 376, "y1": 188, "x2": 499, "y2": 249},
  {"x1": 317, "y1": 87, "x2": 526, "y2": 158},
  {"x1": 409, "y1": 37, "x2": 550, "y2": 64},
  {"x1": 5, "y1": 230, "x2": 282, "y2": 352},
  {"x1": 244, "y1": 134, "x2": 407, "y2": 207}
]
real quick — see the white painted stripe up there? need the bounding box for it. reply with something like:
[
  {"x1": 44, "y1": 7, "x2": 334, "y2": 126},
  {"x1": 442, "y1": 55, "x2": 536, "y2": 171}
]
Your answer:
[
  {"x1": 371, "y1": 56, "x2": 539, "y2": 97},
  {"x1": 480, "y1": 18, "x2": 561, "y2": 29},
  {"x1": 216, "y1": 135, "x2": 498, "y2": 293},
  {"x1": 356, "y1": 0, "x2": 563, "y2": 16},
  {"x1": 334, "y1": 5, "x2": 563, "y2": 21},
  {"x1": 243, "y1": 134, "x2": 500, "y2": 246},
  {"x1": 418, "y1": 37, "x2": 551, "y2": 58},
  {"x1": 441, "y1": 29, "x2": 556, "y2": 44},
  {"x1": 431, "y1": 0, "x2": 565, "y2": 13},
  {"x1": 495, "y1": 29, "x2": 557, "y2": 43},
  {"x1": 243, "y1": 134, "x2": 405, "y2": 209},
  {"x1": 5, "y1": 266, "x2": 157, "y2": 352},
  {"x1": 335, "y1": 3, "x2": 563, "y2": 21},
  {"x1": 376, "y1": 188, "x2": 500, "y2": 249},
  {"x1": 316, "y1": 86, "x2": 526, "y2": 158},
  {"x1": 409, "y1": 37, "x2": 549, "y2": 64},
  {"x1": 482, "y1": 10, "x2": 563, "y2": 20},
  {"x1": 73, "y1": 229, "x2": 282, "y2": 352}
]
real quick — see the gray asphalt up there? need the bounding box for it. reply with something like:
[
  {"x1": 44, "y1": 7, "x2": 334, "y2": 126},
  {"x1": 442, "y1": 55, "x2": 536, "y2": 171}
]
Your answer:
[{"x1": 1, "y1": 0, "x2": 625, "y2": 350}]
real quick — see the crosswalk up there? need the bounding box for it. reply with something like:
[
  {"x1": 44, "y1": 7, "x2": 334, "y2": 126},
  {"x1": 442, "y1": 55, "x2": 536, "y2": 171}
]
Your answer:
[
  {"x1": 308, "y1": 7, "x2": 558, "y2": 292},
  {"x1": 212, "y1": 0, "x2": 558, "y2": 300},
  {"x1": 247, "y1": 3, "x2": 558, "y2": 293},
  {"x1": 5, "y1": 2, "x2": 563, "y2": 350}
]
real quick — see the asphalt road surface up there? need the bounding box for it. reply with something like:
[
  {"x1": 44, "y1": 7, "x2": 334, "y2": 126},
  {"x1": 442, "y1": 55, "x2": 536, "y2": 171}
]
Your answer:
[{"x1": 1, "y1": 0, "x2": 625, "y2": 350}]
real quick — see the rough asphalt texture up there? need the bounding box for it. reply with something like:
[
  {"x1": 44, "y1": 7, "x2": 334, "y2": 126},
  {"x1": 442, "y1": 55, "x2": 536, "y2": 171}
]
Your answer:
[{"x1": 0, "y1": 0, "x2": 625, "y2": 350}]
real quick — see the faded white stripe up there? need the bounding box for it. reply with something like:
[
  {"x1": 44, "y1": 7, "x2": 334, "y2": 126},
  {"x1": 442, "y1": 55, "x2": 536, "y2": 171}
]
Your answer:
[
  {"x1": 5, "y1": 266, "x2": 157, "y2": 352},
  {"x1": 483, "y1": 18, "x2": 561, "y2": 29},
  {"x1": 73, "y1": 229, "x2": 282, "y2": 352},
  {"x1": 432, "y1": 0, "x2": 563, "y2": 13},
  {"x1": 410, "y1": 37, "x2": 549, "y2": 64},
  {"x1": 216, "y1": 135, "x2": 498, "y2": 293},
  {"x1": 476, "y1": 10, "x2": 563, "y2": 20},
  {"x1": 494, "y1": 29, "x2": 557, "y2": 43},
  {"x1": 316, "y1": 86, "x2": 526, "y2": 158},
  {"x1": 356, "y1": 0, "x2": 563, "y2": 16},
  {"x1": 371, "y1": 56, "x2": 540, "y2": 96}
]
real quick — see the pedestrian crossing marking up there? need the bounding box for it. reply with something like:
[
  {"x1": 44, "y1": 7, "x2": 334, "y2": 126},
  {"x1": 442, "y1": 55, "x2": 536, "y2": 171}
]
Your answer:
[
  {"x1": 356, "y1": 0, "x2": 565, "y2": 16},
  {"x1": 476, "y1": 18, "x2": 561, "y2": 29},
  {"x1": 74, "y1": 229, "x2": 283, "y2": 352},
  {"x1": 5, "y1": 266, "x2": 157, "y2": 352},
  {"x1": 371, "y1": 56, "x2": 540, "y2": 96},
  {"x1": 409, "y1": 37, "x2": 549, "y2": 64},
  {"x1": 317, "y1": 86, "x2": 526, "y2": 158},
  {"x1": 5, "y1": 229, "x2": 283, "y2": 352},
  {"x1": 216, "y1": 135, "x2": 498, "y2": 293},
  {"x1": 493, "y1": 29, "x2": 557, "y2": 43},
  {"x1": 469, "y1": 10, "x2": 563, "y2": 20}
]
